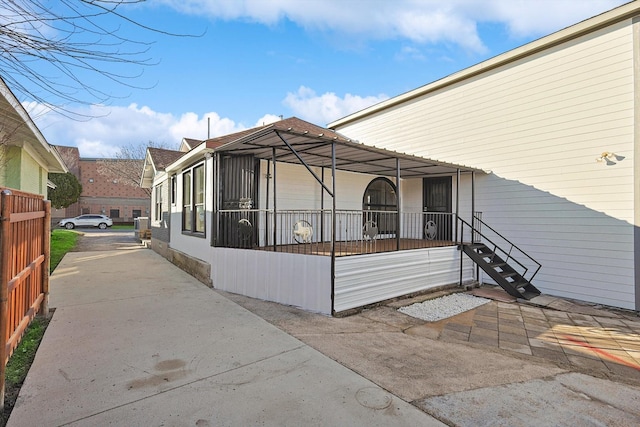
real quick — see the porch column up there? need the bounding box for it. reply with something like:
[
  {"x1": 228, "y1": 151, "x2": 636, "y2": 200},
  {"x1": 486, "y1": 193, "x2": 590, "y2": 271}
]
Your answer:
[
  {"x1": 272, "y1": 147, "x2": 278, "y2": 252},
  {"x1": 331, "y1": 142, "x2": 337, "y2": 314},
  {"x1": 396, "y1": 158, "x2": 401, "y2": 251},
  {"x1": 321, "y1": 167, "x2": 325, "y2": 242},
  {"x1": 211, "y1": 153, "x2": 219, "y2": 247},
  {"x1": 455, "y1": 168, "x2": 460, "y2": 242},
  {"x1": 265, "y1": 160, "x2": 271, "y2": 246},
  {"x1": 471, "y1": 171, "x2": 475, "y2": 243}
]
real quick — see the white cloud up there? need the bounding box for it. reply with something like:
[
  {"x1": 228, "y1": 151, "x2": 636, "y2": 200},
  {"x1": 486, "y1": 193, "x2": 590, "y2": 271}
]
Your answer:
[
  {"x1": 254, "y1": 114, "x2": 282, "y2": 127},
  {"x1": 157, "y1": 0, "x2": 628, "y2": 52},
  {"x1": 483, "y1": 0, "x2": 627, "y2": 37},
  {"x1": 27, "y1": 92, "x2": 387, "y2": 159},
  {"x1": 395, "y1": 46, "x2": 427, "y2": 62},
  {"x1": 283, "y1": 86, "x2": 389, "y2": 125},
  {"x1": 29, "y1": 103, "x2": 251, "y2": 158}
]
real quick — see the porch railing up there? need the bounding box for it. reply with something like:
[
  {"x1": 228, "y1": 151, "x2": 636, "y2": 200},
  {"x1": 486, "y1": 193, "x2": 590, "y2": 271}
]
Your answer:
[
  {"x1": 215, "y1": 209, "x2": 457, "y2": 256},
  {"x1": 458, "y1": 215, "x2": 541, "y2": 283}
]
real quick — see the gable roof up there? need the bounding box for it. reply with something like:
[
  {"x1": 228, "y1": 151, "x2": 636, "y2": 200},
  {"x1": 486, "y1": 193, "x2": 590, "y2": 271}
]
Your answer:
[
  {"x1": 0, "y1": 77, "x2": 67, "y2": 174},
  {"x1": 179, "y1": 137, "x2": 201, "y2": 152},
  {"x1": 148, "y1": 147, "x2": 184, "y2": 171},
  {"x1": 140, "y1": 147, "x2": 184, "y2": 188},
  {"x1": 55, "y1": 145, "x2": 80, "y2": 176}
]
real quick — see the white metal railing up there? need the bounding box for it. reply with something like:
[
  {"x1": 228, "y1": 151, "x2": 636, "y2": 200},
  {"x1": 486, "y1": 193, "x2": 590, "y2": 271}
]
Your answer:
[{"x1": 215, "y1": 209, "x2": 457, "y2": 255}]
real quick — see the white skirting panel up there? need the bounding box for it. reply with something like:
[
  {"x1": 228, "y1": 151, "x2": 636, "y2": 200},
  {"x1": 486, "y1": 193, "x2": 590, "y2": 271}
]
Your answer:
[
  {"x1": 211, "y1": 248, "x2": 332, "y2": 315},
  {"x1": 334, "y1": 246, "x2": 474, "y2": 313}
]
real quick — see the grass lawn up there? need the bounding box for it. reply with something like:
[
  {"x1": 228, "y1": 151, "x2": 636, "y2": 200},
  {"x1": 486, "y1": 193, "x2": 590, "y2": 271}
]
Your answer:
[
  {"x1": 1, "y1": 229, "x2": 79, "y2": 425},
  {"x1": 111, "y1": 224, "x2": 134, "y2": 230},
  {"x1": 50, "y1": 229, "x2": 80, "y2": 273}
]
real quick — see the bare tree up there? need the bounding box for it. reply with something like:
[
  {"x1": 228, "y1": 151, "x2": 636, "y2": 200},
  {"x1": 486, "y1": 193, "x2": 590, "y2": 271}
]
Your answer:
[
  {"x1": 0, "y1": 0, "x2": 196, "y2": 119},
  {"x1": 96, "y1": 141, "x2": 175, "y2": 197}
]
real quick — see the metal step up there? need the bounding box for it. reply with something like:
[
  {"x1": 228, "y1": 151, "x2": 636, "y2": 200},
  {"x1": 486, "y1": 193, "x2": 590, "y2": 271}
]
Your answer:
[{"x1": 462, "y1": 243, "x2": 541, "y2": 300}]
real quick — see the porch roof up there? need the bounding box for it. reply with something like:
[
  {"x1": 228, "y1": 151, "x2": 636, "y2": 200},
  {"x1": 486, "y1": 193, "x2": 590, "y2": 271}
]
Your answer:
[{"x1": 214, "y1": 117, "x2": 482, "y2": 178}]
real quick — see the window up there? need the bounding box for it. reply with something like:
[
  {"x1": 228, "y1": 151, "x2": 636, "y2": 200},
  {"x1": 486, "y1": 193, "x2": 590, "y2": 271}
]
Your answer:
[
  {"x1": 171, "y1": 175, "x2": 177, "y2": 205},
  {"x1": 110, "y1": 209, "x2": 120, "y2": 218},
  {"x1": 155, "y1": 185, "x2": 163, "y2": 221},
  {"x1": 182, "y1": 164, "x2": 205, "y2": 233},
  {"x1": 194, "y1": 165, "x2": 205, "y2": 232},
  {"x1": 182, "y1": 170, "x2": 192, "y2": 231},
  {"x1": 82, "y1": 207, "x2": 90, "y2": 214},
  {"x1": 363, "y1": 177, "x2": 397, "y2": 234},
  {"x1": 132, "y1": 209, "x2": 142, "y2": 218}
]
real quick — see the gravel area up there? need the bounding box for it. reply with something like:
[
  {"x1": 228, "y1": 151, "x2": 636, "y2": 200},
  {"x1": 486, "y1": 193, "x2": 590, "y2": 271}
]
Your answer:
[{"x1": 398, "y1": 293, "x2": 491, "y2": 322}]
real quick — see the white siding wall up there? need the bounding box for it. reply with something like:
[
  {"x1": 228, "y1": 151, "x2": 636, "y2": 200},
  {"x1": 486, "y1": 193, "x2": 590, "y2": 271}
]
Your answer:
[
  {"x1": 334, "y1": 247, "x2": 474, "y2": 313},
  {"x1": 258, "y1": 160, "x2": 388, "y2": 211},
  {"x1": 335, "y1": 21, "x2": 636, "y2": 309},
  {"x1": 210, "y1": 248, "x2": 332, "y2": 314}
]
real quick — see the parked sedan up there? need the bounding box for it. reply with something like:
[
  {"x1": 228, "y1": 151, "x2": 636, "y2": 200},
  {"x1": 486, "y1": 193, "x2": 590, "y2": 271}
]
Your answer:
[{"x1": 59, "y1": 214, "x2": 113, "y2": 230}]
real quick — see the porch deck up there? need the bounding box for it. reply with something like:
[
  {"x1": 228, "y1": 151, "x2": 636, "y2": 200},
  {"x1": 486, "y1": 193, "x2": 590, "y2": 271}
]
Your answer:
[{"x1": 256, "y1": 238, "x2": 456, "y2": 256}]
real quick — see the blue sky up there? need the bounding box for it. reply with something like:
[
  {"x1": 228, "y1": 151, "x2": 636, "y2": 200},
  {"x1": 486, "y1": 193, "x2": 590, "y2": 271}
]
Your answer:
[{"x1": 21, "y1": 0, "x2": 630, "y2": 157}]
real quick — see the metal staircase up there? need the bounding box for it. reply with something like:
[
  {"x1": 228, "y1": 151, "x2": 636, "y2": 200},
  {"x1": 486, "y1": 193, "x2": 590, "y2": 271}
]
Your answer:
[{"x1": 459, "y1": 216, "x2": 541, "y2": 300}]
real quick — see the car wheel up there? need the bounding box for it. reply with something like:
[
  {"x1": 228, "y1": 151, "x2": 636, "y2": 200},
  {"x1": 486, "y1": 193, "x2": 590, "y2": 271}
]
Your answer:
[
  {"x1": 98, "y1": 223, "x2": 107, "y2": 229},
  {"x1": 65, "y1": 222, "x2": 75, "y2": 230}
]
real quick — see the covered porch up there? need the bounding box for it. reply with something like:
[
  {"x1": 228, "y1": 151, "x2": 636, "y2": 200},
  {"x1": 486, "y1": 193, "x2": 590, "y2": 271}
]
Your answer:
[
  {"x1": 211, "y1": 118, "x2": 480, "y2": 254},
  {"x1": 207, "y1": 117, "x2": 481, "y2": 314}
]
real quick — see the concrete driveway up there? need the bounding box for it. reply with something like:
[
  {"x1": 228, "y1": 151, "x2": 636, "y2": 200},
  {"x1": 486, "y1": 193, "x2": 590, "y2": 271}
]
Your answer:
[{"x1": 8, "y1": 246, "x2": 442, "y2": 426}]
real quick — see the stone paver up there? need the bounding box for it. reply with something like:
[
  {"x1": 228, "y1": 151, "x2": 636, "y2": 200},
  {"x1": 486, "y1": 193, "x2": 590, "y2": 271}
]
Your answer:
[{"x1": 422, "y1": 288, "x2": 640, "y2": 384}]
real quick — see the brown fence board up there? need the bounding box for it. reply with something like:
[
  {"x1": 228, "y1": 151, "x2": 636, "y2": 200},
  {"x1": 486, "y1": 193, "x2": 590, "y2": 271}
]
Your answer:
[{"x1": 0, "y1": 188, "x2": 50, "y2": 409}]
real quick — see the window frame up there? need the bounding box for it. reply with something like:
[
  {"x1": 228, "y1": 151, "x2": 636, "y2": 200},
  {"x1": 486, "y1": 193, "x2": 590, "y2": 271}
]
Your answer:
[
  {"x1": 171, "y1": 175, "x2": 177, "y2": 205},
  {"x1": 181, "y1": 162, "x2": 206, "y2": 236},
  {"x1": 154, "y1": 184, "x2": 163, "y2": 221}
]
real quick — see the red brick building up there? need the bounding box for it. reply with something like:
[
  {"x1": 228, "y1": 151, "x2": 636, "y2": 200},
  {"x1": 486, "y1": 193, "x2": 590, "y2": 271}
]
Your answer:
[{"x1": 53, "y1": 146, "x2": 150, "y2": 223}]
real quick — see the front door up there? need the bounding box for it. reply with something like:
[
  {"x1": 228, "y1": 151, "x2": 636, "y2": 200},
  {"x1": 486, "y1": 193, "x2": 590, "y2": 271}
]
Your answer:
[
  {"x1": 423, "y1": 177, "x2": 452, "y2": 240},
  {"x1": 219, "y1": 155, "x2": 259, "y2": 248}
]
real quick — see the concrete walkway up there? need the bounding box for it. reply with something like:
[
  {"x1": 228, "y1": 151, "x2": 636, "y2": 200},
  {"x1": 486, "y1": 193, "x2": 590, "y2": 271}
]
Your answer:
[{"x1": 8, "y1": 248, "x2": 443, "y2": 426}]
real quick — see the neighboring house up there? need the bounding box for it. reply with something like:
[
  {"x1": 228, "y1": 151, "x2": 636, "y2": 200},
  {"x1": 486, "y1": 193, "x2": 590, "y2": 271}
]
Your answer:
[
  {"x1": 143, "y1": 117, "x2": 479, "y2": 315},
  {"x1": 0, "y1": 77, "x2": 66, "y2": 195},
  {"x1": 52, "y1": 145, "x2": 150, "y2": 224},
  {"x1": 141, "y1": 147, "x2": 186, "y2": 258},
  {"x1": 329, "y1": 1, "x2": 640, "y2": 312}
]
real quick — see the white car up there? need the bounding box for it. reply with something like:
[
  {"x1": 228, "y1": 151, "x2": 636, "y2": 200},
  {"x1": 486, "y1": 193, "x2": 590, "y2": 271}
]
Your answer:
[{"x1": 59, "y1": 214, "x2": 113, "y2": 230}]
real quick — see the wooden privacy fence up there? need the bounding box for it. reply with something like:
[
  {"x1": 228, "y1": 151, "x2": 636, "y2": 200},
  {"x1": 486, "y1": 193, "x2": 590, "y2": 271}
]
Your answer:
[{"x1": 0, "y1": 188, "x2": 51, "y2": 408}]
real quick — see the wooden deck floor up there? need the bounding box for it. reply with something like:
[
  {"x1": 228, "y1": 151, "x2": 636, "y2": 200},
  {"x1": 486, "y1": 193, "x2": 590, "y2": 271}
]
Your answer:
[{"x1": 255, "y1": 238, "x2": 455, "y2": 256}]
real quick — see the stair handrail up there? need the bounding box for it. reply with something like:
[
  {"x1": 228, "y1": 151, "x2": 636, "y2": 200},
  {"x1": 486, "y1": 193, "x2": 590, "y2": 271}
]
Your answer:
[{"x1": 459, "y1": 216, "x2": 541, "y2": 283}]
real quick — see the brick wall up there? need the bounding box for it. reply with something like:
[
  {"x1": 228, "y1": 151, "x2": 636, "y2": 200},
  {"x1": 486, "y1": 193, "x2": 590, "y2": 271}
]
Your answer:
[
  {"x1": 78, "y1": 159, "x2": 150, "y2": 222},
  {"x1": 51, "y1": 150, "x2": 151, "y2": 223},
  {"x1": 80, "y1": 160, "x2": 148, "y2": 198}
]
